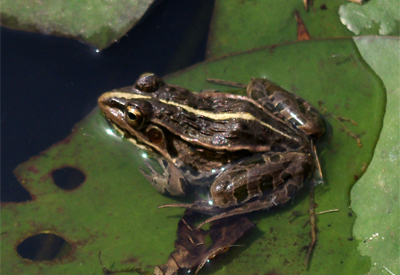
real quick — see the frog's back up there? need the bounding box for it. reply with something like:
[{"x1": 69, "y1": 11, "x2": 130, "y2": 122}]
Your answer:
[{"x1": 146, "y1": 92, "x2": 309, "y2": 153}]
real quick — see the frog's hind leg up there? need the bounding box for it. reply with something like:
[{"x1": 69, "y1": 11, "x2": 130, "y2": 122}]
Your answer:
[
  {"x1": 159, "y1": 177, "x2": 302, "y2": 229},
  {"x1": 196, "y1": 178, "x2": 301, "y2": 228}
]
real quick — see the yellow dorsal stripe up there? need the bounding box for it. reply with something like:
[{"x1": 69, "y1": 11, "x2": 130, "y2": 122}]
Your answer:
[
  {"x1": 103, "y1": 91, "x2": 294, "y2": 139},
  {"x1": 158, "y1": 99, "x2": 293, "y2": 139}
]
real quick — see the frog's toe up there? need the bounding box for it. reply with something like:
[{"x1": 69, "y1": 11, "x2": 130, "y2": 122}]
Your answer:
[{"x1": 139, "y1": 162, "x2": 187, "y2": 197}]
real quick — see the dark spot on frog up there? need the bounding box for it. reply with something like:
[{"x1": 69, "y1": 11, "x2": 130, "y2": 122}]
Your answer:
[
  {"x1": 233, "y1": 184, "x2": 248, "y2": 202},
  {"x1": 348, "y1": 237, "x2": 353, "y2": 241},
  {"x1": 270, "y1": 144, "x2": 287, "y2": 151},
  {"x1": 320, "y1": 4, "x2": 327, "y2": 10},
  {"x1": 276, "y1": 102, "x2": 286, "y2": 111},
  {"x1": 260, "y1": 174, "x2": 274, "y2": 191},
  {"x1": 348, "y1": 212, "x2": 353, "y2": 217},
  {"x1": 302, "y1": 162, "x2": 313, "y2": 176},
  {"x1": 281, "y1": 171, "x2": 292, "y2": 181},
  {"x1": 249, "y1": 89, "x2": 266, "y2": 101},
  {"x1": 269, "y1": 154, "x2": 281, "y2": 163}
]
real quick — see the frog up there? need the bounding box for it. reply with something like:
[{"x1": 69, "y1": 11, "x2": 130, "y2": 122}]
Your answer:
[{"x1": 98, "y1": 73, "x2": 325, "y2": 226}]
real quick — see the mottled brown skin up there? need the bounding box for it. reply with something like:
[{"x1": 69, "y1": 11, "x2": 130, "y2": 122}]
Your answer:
[
  {"x1": 247, "y1": 79, "x2": 325, "y2": 138},
  {"x1": 98, "y1": 73, "x2": 325, "y2": 224}
]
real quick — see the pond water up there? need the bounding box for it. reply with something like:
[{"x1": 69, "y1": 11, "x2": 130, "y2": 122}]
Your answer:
[{"x1": 2, "y1": 0, "x2": 215, "y2": 203}]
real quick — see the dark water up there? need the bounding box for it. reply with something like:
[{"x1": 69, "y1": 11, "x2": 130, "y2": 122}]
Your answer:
[{"x1": 1, "y1": 0, "x2": 215, "y2": 202}]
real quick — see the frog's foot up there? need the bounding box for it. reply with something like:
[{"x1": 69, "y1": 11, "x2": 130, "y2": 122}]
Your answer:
[{"x1": 139, "y1": 158, "x2": 187, "y2": 197}]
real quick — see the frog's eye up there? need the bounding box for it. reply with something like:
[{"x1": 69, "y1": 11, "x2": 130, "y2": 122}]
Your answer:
[
  {"x1": 125, "y1": 105, "x2": 145, "y2": 127},
  {"x1": 135, "y1": 73, "x2": 161, "y2": 92}
]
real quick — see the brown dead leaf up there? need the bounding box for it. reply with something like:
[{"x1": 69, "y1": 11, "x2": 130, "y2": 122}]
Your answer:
[
  {"x1": 295, "y1": 10, "x2": 311, "y2": 41},
  {"x1": 154, "y1": 210, "x2": 254, "y2": 275}
]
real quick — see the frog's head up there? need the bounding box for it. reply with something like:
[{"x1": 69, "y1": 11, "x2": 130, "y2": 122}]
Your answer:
[{"x1": 98, "y1": 73, "x2": 177, "y2": 162}]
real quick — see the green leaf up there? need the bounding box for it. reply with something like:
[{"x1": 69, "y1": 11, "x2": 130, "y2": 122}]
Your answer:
[
  {"x1": 207, "y1": 0, "x2": 354, "y2": 58},
  {"x1": 2, "y1": 38, "x2": 385, "y2": 274},
  {"x1": 350, "y1": 36, "x2": 400, "y2": 275},
  {"x1": 165, "y1": 38, "x2": 384, "y2": 273},
  {"x1": 2, "y1": 111, "x2": 183, "y2": 274},
  {"x1": 1, "y1": 0, "x2": 155, "y2": 50},
  {"x1": 339, "y1": 0, "x2": 400, "y2": 36}
]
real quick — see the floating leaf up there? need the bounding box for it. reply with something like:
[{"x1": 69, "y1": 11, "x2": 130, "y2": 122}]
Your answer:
[
  {"x1": 207, "y1": 0, "x2": 353, "y2": 58},
  {"x1": 1, "y1": 0, "x2": 155, "y2": 49},
  {"x1": 350, "y1": 36, "x2": 399, "y2": 275},
  {"x1": 1, "y1": 38, "x2": 385, "y2": 274},
  {"x1": 339, "y1": 0, "x2": 400, "y2": 36},
  {"x1": 165, "y1": 38, "x2": 385, "y2": 274}
]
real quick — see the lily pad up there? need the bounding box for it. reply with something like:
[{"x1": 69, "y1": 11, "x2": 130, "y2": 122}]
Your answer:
[
  {"x1": 1, "y1": 38, "x2": 385, "y2": 274},
  {"x1": 1, "y1": 0, "x2": 155, "y2": 49},
  {"x1": 350, "y1": 36, "x2": 399, "y2": 275},
  {"x1": 339, "y1": 0, "x2": 400, "y2": 36},
  {"x1": 165, "y1": 38, "x2": 384, "y2": 274},
  {"x1": 207, "y1": 0, "x2": 354, "y2": 58}
]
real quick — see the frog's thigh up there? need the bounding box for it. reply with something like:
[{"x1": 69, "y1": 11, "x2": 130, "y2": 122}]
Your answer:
[
  {"x1": 201, "y1": 176, "x2": 301, "y2": 226},
  {"x1": 139, "y1": 158, "x2": 187, "y2": 197},
  {"x1": 202, "y1": 152, "x2": 313, "y2": 225},
  {"x1": 210, "y1": 152, "x2": 313, "y2": 208}
]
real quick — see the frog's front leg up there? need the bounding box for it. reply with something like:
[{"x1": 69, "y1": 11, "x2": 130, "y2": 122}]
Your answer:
[
  {"x1": 160, "y1": 151, "x2": 314, "y2": 225},
  {"x1": 139, "y1": 157, "x2": 188, "y2": 197},
  {"x1": 247, "y1": 79, "x2": 325, "y2": 138}
]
